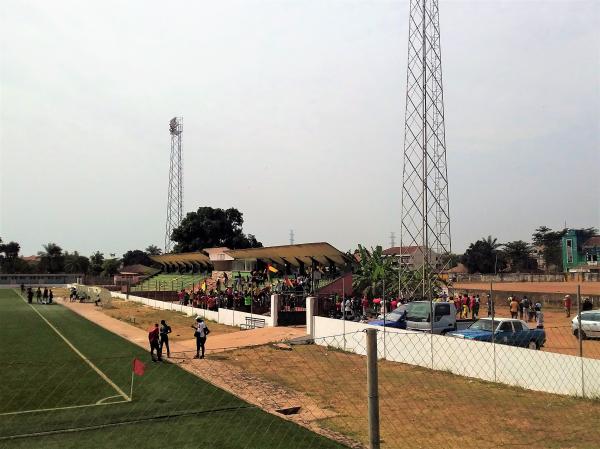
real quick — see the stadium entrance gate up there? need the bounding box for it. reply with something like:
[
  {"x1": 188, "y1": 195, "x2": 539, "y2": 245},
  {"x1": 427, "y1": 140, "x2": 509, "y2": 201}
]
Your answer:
[{"x1": 277, "y1": 293, "x2": 306, "y2": 326}]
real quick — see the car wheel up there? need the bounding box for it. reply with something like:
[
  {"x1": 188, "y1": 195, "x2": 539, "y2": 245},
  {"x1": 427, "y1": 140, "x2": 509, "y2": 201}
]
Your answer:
[
  {"x1": 528, "y1": 340, "x2": 538, "y2": 350},
  {"x1": 576, "y1": 329, "x2": 588, "y2": 340}
]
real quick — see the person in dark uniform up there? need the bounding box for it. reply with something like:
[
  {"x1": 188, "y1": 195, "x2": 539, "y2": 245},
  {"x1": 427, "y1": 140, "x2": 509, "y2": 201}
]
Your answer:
[
  {"x1": 148, "y1": 323, "x2": 161, "y2": 362},
  {"x1": 42, "y1": 287, "x2": 49, "y2": 304},
  {"x1": 48, "y1": 289, "x2": 53, "y2": 305},
  {"x1": 36, "y1": 287, "x2": 42, "y2": 304},
  {"x1": 20, "y1": 284, "x2": 25, "y2": 294},
  {"x1": 27, "y1": 287, "x2": 34, "y2": 304},
  {"x1": 159, "y1": 320, "x2": 172, "y2": 358}
]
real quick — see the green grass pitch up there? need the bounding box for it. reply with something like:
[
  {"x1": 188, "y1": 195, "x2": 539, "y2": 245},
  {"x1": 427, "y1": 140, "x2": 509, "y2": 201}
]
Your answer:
[{"x1": 0, "y1": 289, "x2": 346, "y2": 449}]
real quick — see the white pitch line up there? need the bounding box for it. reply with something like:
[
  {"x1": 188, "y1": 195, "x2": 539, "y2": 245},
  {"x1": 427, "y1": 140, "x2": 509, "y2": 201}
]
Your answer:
[
  {"x1": 0, "y1": 399, "x2": 130, "y2": 417},
  {"x1": 15, "y1": 290, "x2": 131, "y2": 402}
]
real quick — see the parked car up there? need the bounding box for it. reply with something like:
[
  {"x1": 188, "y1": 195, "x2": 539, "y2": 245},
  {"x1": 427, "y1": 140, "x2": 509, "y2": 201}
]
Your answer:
[
  {"x1": 404, "y1": 301, "x2": 474, "y2": 334},
  {"x1": 370, "y1": 305, "x2": 407, "y2": 329},
  {"x1": 572, "y1": 311, "x2": 600, "y2": 340},
  {"x1": 448, "y1": 317, "x2": 546, "y2": 350}
]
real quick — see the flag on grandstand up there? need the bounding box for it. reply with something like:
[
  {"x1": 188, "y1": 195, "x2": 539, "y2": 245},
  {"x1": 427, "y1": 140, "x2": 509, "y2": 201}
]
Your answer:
[
  {"x1": 267, "y1": 264, "x2": 278, "y2": 273},
  {"x1": 132, "y1": 358, "x2": 146, "y2": 376}
]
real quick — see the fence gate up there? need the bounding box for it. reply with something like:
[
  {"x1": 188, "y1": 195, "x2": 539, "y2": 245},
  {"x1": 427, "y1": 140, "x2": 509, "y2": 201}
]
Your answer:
[{"x1": 278, "y1": 293, "x2": 307, "y2": 326}]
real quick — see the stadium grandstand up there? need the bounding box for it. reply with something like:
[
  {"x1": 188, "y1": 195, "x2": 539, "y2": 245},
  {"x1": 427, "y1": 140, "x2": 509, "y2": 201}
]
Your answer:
[{"x1": 149, "y1": 251, "x2": 212, "y2": 272}]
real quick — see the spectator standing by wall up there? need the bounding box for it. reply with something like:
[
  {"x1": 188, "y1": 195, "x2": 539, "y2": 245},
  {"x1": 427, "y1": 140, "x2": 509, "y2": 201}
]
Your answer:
[
  {"x1": 510, "y1": 297, "x2": 519, "y2": 319},
  {"x1": 563, "y1": 295, "x2": 572, "y2": 317},
  {"x1": 536, "y1": 307, "x2": 544, "y2": 329}
]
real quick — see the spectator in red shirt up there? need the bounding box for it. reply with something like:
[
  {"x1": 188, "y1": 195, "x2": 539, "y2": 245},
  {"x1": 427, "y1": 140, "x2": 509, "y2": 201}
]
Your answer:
[
  {"x1": 361, "y1": 296, "x2": 369, "y2": 317},
  {"x1": 564, "y1": 295, "x2": 572, "y2": 317},
  {"x1": 149, "y1": 323, "x2": 161, "y2": 362},
  {"x1": 469, "y1": 296, "x2": 476, "y2": 319}
]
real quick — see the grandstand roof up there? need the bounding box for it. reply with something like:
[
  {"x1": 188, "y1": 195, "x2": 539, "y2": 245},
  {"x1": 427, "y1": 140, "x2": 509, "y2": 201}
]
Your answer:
[
  {"x1": 149, "y1": 251, "x2": 211, "y2": 268},
  {"x1": 226, "y1": 242, "x2": 350, "y2": 268}
]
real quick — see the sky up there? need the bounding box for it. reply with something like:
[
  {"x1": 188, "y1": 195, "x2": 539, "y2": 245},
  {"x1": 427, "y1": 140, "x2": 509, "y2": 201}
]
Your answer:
[{"x1": 1, "y1": 0, "x2": 599, "y2": 257}]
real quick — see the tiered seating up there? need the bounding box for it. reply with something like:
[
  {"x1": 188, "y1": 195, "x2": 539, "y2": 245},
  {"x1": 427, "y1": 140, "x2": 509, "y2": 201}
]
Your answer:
[{"x1": 133, "y1": 273, "x2": 207, "y2": 291}]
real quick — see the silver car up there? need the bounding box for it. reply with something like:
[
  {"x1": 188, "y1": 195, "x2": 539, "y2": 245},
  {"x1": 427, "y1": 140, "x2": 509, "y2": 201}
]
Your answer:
[{"x1": 572, "y1": 311, "x2": 600, "y2": 339}]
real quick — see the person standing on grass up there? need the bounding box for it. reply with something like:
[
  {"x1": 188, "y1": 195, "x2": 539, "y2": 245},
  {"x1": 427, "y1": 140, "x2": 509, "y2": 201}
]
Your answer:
[
  {"x1": 42, "y1": 287, "x2": 48, "y2": 304},
  {"x1": 20, "y1": 284, "x2": 25, "y2": 294},
  {"x1": 192, "y1": 317, "x2": 209, "y2": 359},
  {"x1": 564, "y1": 295, "x2": 572, "y2": 317},
  {"x1": 36, "y1": 287, "x2": 42, "y2": 304},
  {"x1": 27, "y1": 287, "x2": 33, "y2": 304},
  {"x1": 48, "y1": 289, "x2": 53, "y2": 305},
  {"x1": 510, "y1": 297, "x2": 519, "y2": 319},
  {"x1": 159, "y1": 320, "x2": 172, "y2": 358},
  {"x1": 149, "y1": 323, "x2": 161, "y2": 362}
]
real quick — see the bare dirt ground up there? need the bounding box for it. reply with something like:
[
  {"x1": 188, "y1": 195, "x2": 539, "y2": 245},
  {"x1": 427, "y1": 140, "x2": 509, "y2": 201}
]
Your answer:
[
  {"x1": 471, "y1": 304, "x2": 600, "y2": 359},
  {"x1": 224, "y1": 344, "x2": 600, "y2": 449},
  {"x1": 100, "y1": 298, "x2": 238, "y2": 341},
  {"x1": 454, "y1": 281, "x2": 600, "y2": 295}
]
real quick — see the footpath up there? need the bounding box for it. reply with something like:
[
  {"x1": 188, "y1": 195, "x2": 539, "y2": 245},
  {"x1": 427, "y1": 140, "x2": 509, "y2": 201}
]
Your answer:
[{"x1": 62, "y1": 299, "x2": 304, "y2": 355}]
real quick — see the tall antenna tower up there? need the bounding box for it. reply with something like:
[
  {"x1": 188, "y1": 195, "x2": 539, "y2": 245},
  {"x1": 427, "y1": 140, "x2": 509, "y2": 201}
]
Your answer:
[
  {"x1": 164, "y1": 117, "x2": 183, "y2": 253},
  {"x1": 400, "y1": 0, "x2": 451, "y2": 300},
  {"x1": 289, "y1": 229, "x2": 295, "y2": 245}
]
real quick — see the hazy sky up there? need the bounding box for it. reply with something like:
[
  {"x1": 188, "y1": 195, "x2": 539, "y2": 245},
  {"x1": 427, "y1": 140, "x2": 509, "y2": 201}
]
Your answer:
[{"x1": 1, "y1": 0, "x2": 599, "y2": 257}]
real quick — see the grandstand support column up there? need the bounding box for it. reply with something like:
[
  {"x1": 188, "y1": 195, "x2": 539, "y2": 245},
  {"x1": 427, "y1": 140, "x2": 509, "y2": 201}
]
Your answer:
[
  {"x1": 271, "y1": 294, "x2": 280, "y2": 327},
  {"x1": 306, "y1": 296, "x2": 316, "y2": 337}
]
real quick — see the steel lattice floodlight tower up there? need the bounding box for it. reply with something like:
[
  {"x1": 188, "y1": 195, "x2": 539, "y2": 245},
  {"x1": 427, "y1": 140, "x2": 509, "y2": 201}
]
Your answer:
[
  {"x1": 164, "y1": 117, "x2": 183, "y2": 253},
  {"x1": 400, "y1": 0, "x2": 451, "y2": 301}
]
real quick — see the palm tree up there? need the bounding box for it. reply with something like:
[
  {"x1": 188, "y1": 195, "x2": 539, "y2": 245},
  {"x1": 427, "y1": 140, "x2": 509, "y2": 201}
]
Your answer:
[
  {"x1": 145, "y1": 245, "x2": 162, "y2": 256},
  {"x1": 38, "y1": 243, "x2": 64, "y2": 273}
]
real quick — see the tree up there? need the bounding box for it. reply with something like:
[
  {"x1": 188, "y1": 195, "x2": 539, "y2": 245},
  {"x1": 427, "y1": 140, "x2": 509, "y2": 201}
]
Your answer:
[
  {"x1": 0, "y1": 239, "x2": 28, "y2": 273},
  {"x1": 502, "y1": 240, "x2": 537, "y2": 272},
  {"x1": 145, "y1": 245, "x2": 162, "y2": 256},
  {"x1": 461, "y1": 236, "x2": 505, "y2": 274},
  {"x1": 353, "y1": 245, "x2": 397, "y2": 299},
  {"x1": 532, "y1": 226, "x2": 567, "y2": 271},
  {"x1": 171, "y1": 207, "x2": 263, "y2": 252},
  {"x1": 102, "y1": 259, "x2": 121, "y2": 277},
  {"x1": 122, "y1": 249, "x2": 153, "y2": 267},
  {"x1": 577, "y1": 227, "x2": 599, "y2": 243},
  {"x1": 89, "y1": 251, "x2": 105, "y2": 275},
  {"x1": 38, "y1": 243, "x2": 65, "y2": 273},
  {"x1": 64, "y1": 251, "x2": 90, "y2": 274}
]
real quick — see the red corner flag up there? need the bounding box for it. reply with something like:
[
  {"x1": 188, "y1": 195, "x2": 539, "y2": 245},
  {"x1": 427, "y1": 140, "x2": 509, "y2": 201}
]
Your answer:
[{"x1": 132, "y1": 358, "x2": 146, "y2": 376}]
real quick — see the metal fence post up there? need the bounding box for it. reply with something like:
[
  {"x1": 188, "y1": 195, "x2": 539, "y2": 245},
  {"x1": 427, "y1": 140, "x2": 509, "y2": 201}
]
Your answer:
[
  {"x1": 366, "y1": 328, "x2": 380, "y2": 449},
  {"x1": 577, "y1": 284, "x2": 585, "y2": 398}
]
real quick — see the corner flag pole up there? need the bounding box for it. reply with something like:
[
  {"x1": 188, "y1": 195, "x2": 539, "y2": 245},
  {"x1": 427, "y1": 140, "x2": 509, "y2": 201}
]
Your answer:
[{"x1": 129, "y1": 370, "x2": 134, "y2": 401}]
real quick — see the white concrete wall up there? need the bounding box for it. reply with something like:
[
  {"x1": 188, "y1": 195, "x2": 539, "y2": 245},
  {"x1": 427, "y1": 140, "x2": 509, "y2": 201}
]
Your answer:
[
  {"x1": 111, "y1": 292, "x2": 273, "y2": 327},
  {"x1": 311, "y1": 316, "x2": 600, "y2": 398}
]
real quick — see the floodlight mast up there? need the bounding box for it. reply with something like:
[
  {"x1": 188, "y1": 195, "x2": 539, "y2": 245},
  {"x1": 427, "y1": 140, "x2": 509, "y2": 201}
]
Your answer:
[
  {"x1": 400, "y1": 0, "x2": 451, "y2": 301},
  {"x1": 164, "y1": 117, "x2": 183, "y2": 253}
]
